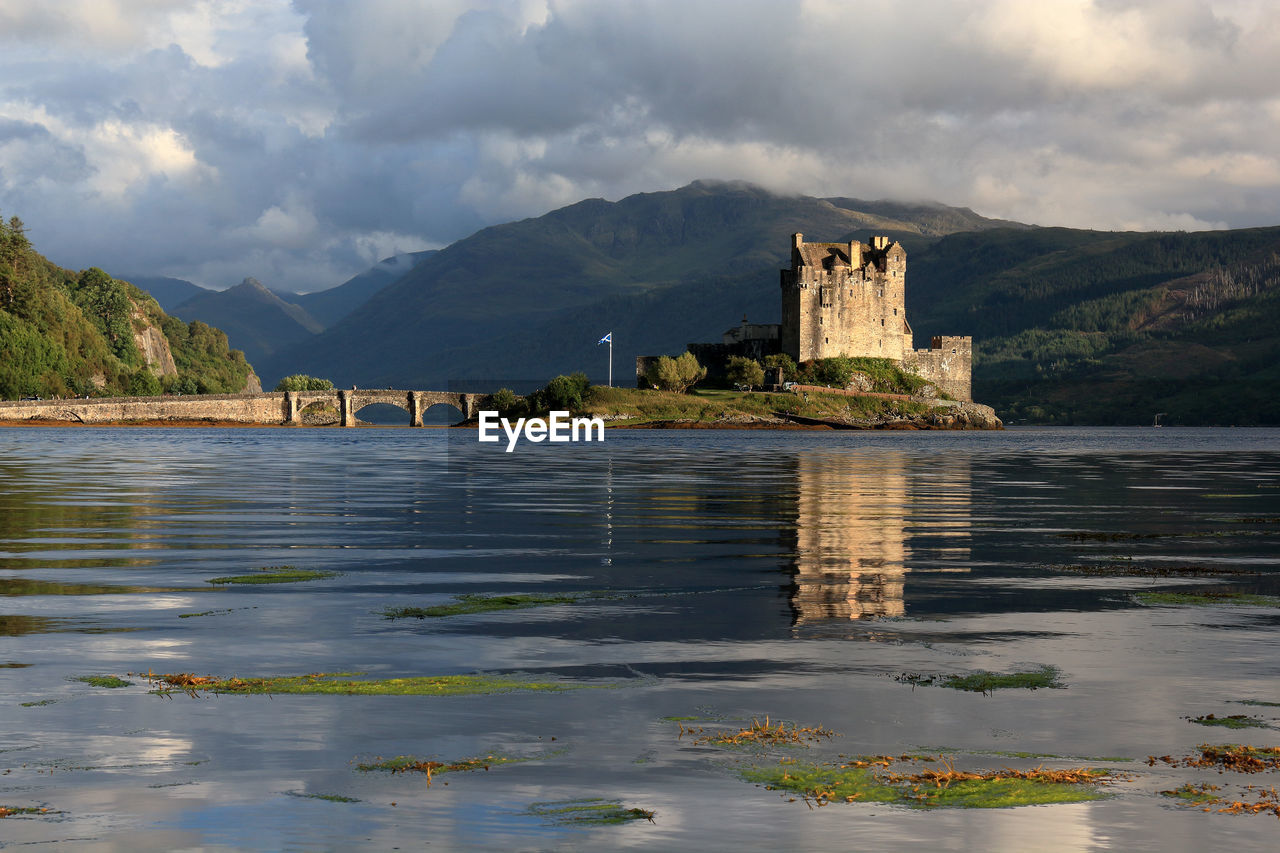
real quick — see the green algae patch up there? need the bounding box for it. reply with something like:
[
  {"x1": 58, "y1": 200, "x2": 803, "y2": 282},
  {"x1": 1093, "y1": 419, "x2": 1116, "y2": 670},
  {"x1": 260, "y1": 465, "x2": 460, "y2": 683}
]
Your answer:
[
  {"x1": 383, "y1": 592, "x2": 589, "y2": 619},
  {"x1": 1187, "y1": 713, "x2": 1270, "y2": 730},
  {"x1": 0, "y1": 578, "x2": 183, "y2": 596},
  {"x1": 741, "y1": 756, "x2": 1115, "y2": 809},
  {"x1": 356, "y1": 752, "x2": 529, "y2": 785},
  {"x1": 905, "y1": 774, "x2": 1109, "y2": 808},
  {"x1": 147, "y1": 671, "x2": 599, "y2": 696},
  {"x1": 897, "y1": 665, "x2": 1062, "y2": 694},
  {"x1": 941, "y1": 665, "x2": 1063, "y2": 693},
  {"x1": 1135, "y1": 591, "x2": 1280, "y2": 607},
  {"x1": 20, "y1": 699, "x2": 57, "y2": 707},
  {"x1": 207, "y1": 566, "x2": 338, "y2": 585},
  {"x1": 1237, "y1": 699, "x2": 1280, "y2": 708},
  {"x1": 527, "y1": 798, "x2": 655, "y2": 826},
  {"x1": 74, "y1": 675, "x2": 132, "y2": 688},
  {"x1": 286, "y1": 791, "x2": 360, "y2": 803},
  {"x1": 741, "y1": 760, "x2": 902, "y2": 805}
]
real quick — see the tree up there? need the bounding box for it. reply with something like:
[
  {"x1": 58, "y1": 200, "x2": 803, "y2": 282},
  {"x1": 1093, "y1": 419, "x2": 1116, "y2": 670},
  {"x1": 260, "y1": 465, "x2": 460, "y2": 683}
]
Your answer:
[
  {"x1": 763, "y1": 353, "x2": 797, "y2": 378},
  {"x1": 489, "y1": 387, "x2": 527, "y2": 418},
  {"x1": 127, "y1": 368, "x2": 162, "y2": 397},
  {"x1": 0, "y1": 215, "x2": 31, "y2": 310},
  {"x1": 542, "y1": 371, "x2": 590, "y2": 411},
  {"x1": 274, "y1": 374, "x2": 334, "y2": 392},
  {"x1": 646, "y1": 351, "x2": 706, "y2": 393},
  {"x1": 75, "y1": 267, "x2": 134, "y2": 362},
  {"x1": 725, "y1": 355, "x2": 764, "y2": 390}
]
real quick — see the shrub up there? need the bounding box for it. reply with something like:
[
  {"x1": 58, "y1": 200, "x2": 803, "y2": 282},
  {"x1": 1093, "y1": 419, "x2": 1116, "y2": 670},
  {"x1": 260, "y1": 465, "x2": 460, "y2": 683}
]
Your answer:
[
  {"x1": 645, "y1": 352, "x2": 706, "y2": 393},
  {"x1": 543, "y1": 372, "x2": 590, "y2": 411},
  {"x1": 275, "y1": 374, "x2": 334, "y2": 392}
]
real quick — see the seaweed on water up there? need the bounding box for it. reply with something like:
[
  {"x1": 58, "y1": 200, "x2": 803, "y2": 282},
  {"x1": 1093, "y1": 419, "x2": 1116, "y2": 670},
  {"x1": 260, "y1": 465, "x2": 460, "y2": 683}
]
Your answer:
[
  {"x1": 526, "y1": 798, "x2": 655, "y2": 826},
  {"x1": 741, "y1": 754, "x2": 1120, "y2": 809}
]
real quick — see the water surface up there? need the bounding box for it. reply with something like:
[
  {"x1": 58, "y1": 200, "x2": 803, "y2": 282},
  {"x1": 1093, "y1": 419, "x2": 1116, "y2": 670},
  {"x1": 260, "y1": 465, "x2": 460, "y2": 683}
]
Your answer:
[{"x1": 2, "y1": 426, "x2": 1279, "y2": 850}]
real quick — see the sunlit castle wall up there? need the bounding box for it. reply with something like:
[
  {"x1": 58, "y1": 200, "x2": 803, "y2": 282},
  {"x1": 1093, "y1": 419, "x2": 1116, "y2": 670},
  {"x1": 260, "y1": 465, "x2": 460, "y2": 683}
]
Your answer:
[{"x1": 780, "y1": 234, "x2": 910, "y2": 364}]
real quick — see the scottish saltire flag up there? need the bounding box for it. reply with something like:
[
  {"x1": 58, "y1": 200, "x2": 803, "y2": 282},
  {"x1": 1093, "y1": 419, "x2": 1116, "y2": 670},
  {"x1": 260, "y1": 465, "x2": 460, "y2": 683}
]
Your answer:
[{"x1": 597, "y1": 333, "x2": 612, "y2": 344}]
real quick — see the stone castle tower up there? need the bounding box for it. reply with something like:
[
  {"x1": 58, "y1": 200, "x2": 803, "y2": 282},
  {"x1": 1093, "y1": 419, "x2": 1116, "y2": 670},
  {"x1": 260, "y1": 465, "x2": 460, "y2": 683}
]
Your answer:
[{"x1": 780, "y1": 233, "x2": 972, "y2": 401}]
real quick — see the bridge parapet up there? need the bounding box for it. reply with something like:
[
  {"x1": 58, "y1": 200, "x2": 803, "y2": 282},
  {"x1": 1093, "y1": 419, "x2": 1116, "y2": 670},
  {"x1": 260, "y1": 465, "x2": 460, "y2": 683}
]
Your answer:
[{"x1": 0, "y1": 389, "x2": 490, "y2": 427}]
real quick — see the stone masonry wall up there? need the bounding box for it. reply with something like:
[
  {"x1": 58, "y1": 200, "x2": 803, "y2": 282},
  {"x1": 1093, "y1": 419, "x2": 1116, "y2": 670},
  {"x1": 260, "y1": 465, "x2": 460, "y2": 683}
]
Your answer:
[
  {"x1": 903, "y1": 336, "x2": 972, "y2": 402},
  {"x1": 0, "y1": 393, "x2": 292, "y2": 424},
  {"x1": 781, "y1": 234, "x2": 911, "y2": 363},
  {"x1": 0, "y1": 389, "x2": 484, "y2": 426}
]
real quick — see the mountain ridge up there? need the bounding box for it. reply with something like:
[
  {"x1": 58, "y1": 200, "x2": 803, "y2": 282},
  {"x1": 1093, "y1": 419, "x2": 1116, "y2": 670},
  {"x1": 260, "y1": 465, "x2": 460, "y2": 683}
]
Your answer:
[{"x1": 259, "y1": 180, "x2": 1019, "y2": 386}]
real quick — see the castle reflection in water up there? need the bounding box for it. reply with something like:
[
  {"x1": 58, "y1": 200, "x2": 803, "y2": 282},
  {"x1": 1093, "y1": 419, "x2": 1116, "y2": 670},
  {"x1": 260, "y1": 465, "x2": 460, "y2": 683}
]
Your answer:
[{"x1": 786, "y1": 452, "x2": 971, "y2": 623}]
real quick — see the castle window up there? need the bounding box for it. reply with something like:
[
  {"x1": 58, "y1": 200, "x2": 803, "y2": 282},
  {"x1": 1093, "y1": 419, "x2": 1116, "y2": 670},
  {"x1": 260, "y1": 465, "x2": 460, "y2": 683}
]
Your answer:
[
  {"x1": 893, "y1": 308, "x2": 897, "y2": 316},
  {"x1": 881, "y1": 318, "x2": 885, "y2": 326},
  {"x1": 825, "y1": 337, "x2": 829, "y2": 344}
]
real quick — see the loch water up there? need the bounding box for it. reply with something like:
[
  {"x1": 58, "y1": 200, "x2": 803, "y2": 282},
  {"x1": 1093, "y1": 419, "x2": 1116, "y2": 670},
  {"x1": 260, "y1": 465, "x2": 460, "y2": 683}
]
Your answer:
[{"x1": 2, "y1": 426, "x2": 1279, "y2": 851}]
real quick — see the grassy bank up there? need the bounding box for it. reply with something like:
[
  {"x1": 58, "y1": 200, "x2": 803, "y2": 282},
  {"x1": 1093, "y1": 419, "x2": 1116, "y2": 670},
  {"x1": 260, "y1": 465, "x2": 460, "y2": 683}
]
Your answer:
[{"x1": 580, "y1": 386, "x2": 935, "y2": 426}]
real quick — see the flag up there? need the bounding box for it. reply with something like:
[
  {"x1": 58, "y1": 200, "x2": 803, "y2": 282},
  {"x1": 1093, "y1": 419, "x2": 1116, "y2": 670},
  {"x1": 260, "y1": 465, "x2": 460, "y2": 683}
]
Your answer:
[{"x1": 597, "y1": 333, "x2": 612, "y2": 344}]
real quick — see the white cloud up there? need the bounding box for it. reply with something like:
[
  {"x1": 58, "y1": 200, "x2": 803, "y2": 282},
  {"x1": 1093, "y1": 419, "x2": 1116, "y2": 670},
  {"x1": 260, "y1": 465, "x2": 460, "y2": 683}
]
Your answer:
[{"x1": 0, "y1": 0, "x2": 1278, "y2": 293}]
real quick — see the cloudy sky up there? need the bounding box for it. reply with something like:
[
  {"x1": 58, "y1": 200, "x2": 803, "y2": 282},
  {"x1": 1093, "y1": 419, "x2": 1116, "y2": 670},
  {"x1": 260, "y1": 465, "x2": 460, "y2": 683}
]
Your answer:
[{"x1": 1, "y1": 0, "x2": 1278, "y2": 293}]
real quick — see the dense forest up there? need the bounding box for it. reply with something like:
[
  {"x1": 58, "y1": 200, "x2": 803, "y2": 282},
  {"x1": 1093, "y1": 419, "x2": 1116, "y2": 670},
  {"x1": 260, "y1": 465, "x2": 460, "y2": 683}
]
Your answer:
[{"x1": 0, "y1": 213, "x2": 253, "y2": 400}]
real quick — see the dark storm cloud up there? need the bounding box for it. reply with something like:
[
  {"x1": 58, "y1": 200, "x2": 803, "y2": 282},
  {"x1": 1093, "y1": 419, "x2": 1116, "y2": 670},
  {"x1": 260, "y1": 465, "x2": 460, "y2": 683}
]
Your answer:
[{"x1": 0, "y1": 1, "x2": 1277, "y2": 292}]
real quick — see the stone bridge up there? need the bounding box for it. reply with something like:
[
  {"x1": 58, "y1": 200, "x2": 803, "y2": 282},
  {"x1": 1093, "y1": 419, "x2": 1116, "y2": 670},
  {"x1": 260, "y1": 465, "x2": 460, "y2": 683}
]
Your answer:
[{"x1": 0, "y1": 389, "x2": 490, "y2": 427}]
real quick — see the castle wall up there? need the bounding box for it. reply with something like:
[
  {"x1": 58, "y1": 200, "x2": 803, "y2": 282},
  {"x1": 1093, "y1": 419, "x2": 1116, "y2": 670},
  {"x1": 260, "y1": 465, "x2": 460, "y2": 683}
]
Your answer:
[
  {"x1": 903, "y1": 336, "x2": 972, "y2": 402},
  {"x1": 781, "y1": 234, "x2": 908, "y2": 363}
]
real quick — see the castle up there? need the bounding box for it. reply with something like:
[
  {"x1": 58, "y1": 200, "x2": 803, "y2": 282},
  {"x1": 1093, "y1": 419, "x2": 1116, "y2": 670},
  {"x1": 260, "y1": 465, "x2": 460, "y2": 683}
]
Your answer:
[
  {"x1": 781, "y1": 233, "x2": 972, "y2": 401},
  {"x1": 642, "y1": 233, "x2": 973, "y2": 401}
]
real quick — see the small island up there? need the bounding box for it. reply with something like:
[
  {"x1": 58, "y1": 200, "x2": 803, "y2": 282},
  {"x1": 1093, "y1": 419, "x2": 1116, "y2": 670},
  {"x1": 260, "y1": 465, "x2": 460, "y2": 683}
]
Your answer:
[{"x1": 611, "y1": 233, "x2": 1001, "y2": 430}]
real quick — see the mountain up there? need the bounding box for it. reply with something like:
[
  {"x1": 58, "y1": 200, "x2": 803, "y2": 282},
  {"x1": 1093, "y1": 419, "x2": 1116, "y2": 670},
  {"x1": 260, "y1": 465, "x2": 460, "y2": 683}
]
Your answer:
[
  {"x1": 259, "y1": 180, "x2": 1022, "y2": 386},
  {"x1": 0, "y1": 218, "x2": 254, "y2": 399},
  {"x1": 903, "y1": 227, "x2": 1280, "y2": 424},
  {"x1": 281, "y1": 250, "x2": 436, "y2": 327},
  {"x1": 122, "y1": 275, "x2": 211, "y2": 313},
  {"x1": 171, "y1": 277, "x2": 323, "y2": 369},
  {"x1": 254, "y1": 179, "x2": 1280, "y2": 424}
]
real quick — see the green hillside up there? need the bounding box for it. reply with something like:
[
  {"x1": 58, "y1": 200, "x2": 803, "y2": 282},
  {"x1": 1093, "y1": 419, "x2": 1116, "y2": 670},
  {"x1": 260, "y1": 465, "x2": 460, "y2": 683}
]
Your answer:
[
  {"x1": 904, "y1": 227, "x2": 1280, "y2": 424},
  {"x1": 0, "y1": 214, "x2": 253, "y2": 400}
]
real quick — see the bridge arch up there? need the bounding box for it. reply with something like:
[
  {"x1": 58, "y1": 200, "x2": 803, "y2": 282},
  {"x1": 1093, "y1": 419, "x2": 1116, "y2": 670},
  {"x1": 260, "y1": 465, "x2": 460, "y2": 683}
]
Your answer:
[{"x1": 335, "y1": 390, "x2": 485, "y2": 426}]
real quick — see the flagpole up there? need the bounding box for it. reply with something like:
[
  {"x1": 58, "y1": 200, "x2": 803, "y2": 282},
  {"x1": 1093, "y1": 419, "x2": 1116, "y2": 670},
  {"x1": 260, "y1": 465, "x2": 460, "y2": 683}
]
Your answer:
[{"x1": 608, "y1": 337, "x2": 613, "y2": 387}]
